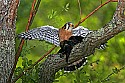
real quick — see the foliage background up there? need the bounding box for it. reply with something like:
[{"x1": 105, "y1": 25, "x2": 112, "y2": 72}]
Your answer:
[{"x1": 15, "y1": 0, "x2": 125, "y2": 83}]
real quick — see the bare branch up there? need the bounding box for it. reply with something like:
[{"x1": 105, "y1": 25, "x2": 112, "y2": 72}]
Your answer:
[
  {"x1": 75, "y1": 0, "x2": 118, "y2": 28},
  {"x1": 38, "y1": 0, "x2": 125, "y2": 83},
  {"x1": 77, "y1": 0, "x2": 82, "y2": 20}
]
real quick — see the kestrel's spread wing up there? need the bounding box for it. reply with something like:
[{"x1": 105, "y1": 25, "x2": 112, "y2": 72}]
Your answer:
[{"x1": 18, "y1": 25, "x2": 60, "y2": 46}]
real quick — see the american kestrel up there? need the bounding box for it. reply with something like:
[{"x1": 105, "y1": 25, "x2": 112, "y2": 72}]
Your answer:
[
  {"x1": 18, "y1": 22, "x2": 106, "y2": 71},
  {"x1": 18, "y1": 22, "x2": 90, "y2": 62},
  {"x1": 18, "y1": 22, "x2": 90, "y2": 46}
]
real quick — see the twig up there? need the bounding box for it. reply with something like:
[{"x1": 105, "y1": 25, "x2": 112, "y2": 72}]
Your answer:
[
  {"x1": 12, "y1": 45, "x2": 56, "y2": 83},
  {"x1": 77, "y1": 0, "x2": 82, "y2": 20},
  {"x1": 75, "y1": 0, "x2": 118, "y2": 28},
  {"x1": 101, "y1": 65, "x2": 125, "y2": 82},
  {"x1": 8, "y1": 0, "x2": 37, "y2": 83},
  {"x1": 29, "y1": 0, "x2": 42, "y2": 26}
]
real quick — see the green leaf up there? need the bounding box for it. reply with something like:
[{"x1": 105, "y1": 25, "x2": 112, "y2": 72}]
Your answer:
[
  {"x1": 66, "y1": 3, "x2": 69, "y2": 8},
  {"x1": 55, "y1": 72, "x2": 60, "y2": 79},
  {"x1": 62, "y1": 3, "x2": 70, "y2": 12},
  {"x1": 48, "y1": 9, "x2": 57, "y2": 19},
  {"x1": 22, "y1": 57, "x2": 28, "y2": 68},
  {"x1": 28, "y1": 60, "x2": 32, "y2": 66}
]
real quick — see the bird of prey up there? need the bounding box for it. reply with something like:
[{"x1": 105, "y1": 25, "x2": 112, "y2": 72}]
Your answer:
[
  {"x1": 18, "y1": 22, "x2": 106, "y2": 71},
  {"x1": 18, "y1": 22, "x2": 90, "y2": 46}
]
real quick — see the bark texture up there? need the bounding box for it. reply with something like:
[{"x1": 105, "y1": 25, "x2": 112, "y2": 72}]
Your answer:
[
  {"x1": 38, "y1": 0, "x2": 125, "y2": 83},
  {"x1": 0, "y1": 0, "x2": 18, "y2": 82}
]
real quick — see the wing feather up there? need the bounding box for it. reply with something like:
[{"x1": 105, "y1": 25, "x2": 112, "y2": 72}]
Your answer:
[
  {"x1": 72, "y1": 26, "x2": 107, "y2": 49},
  {"x1": 18, "y1": 25, "x2": 60, "y2": 46},
  {"x1": 72, "y1": 26, "x2": 91, "y2": 37}
]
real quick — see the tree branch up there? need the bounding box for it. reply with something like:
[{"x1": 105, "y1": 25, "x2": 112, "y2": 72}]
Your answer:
[
  {"x1": 8, "y1": 0, "x2": 40, "y2": 82},
  {"x1": 75, "y1": 0, "x2": 118, "y2": 28},
  {"x1": 0, "y1": 0, "x2": 19, "y2": 82},
  {"x1": 38, "y1": 0, "x2": 125, "y2": 83}
]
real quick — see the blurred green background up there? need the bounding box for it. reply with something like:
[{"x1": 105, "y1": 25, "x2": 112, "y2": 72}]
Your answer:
[{"x1": 15, "y1": 0, "x2": 125, "y2": 83}]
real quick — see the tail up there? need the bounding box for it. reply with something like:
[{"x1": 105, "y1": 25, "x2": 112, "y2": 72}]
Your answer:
[{"x1": 62, "y1": 57, "x2": 87, "y2": 71}]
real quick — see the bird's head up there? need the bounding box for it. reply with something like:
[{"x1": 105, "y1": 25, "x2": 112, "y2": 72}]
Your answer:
[{"x1": 62, "y1": 22, "x2": 74, "y2": 31}]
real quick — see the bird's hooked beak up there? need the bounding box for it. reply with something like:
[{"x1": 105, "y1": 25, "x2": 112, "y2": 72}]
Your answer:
[{"x1": 69, "y1": 23, "x2": 74, "y2": 29}]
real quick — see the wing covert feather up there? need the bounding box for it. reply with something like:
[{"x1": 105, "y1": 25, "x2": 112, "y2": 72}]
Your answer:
[{"x1": 72, "y1": 26, "x2": 91, "y2": 37}]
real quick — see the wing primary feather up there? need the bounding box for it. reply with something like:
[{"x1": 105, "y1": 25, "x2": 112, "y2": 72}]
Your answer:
[{"x1": 18, "y1": 25, "x2": 60, "y2": 46}]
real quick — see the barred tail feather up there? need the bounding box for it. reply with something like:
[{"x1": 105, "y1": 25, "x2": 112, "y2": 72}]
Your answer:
[{"x1": 62, "y1": 57, "x2": 87, "y2": 72}]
